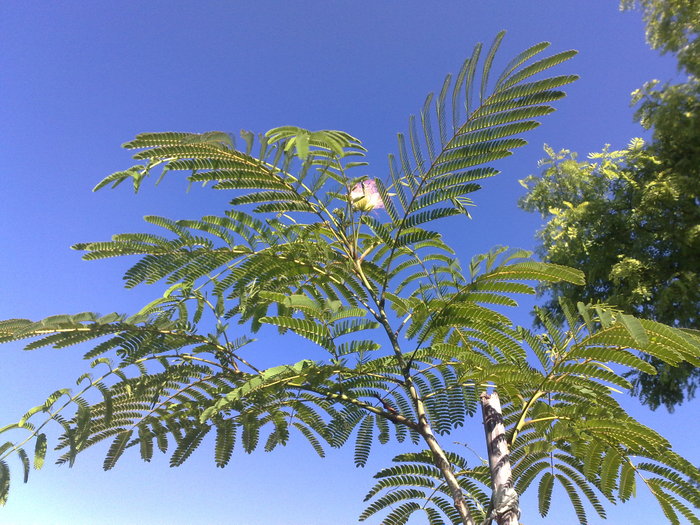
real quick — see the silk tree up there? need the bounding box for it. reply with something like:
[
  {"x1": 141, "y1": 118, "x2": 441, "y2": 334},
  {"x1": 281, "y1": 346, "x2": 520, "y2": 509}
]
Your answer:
[{"x1": 1, "y1": 32, "x2": 698, "y2": 524}]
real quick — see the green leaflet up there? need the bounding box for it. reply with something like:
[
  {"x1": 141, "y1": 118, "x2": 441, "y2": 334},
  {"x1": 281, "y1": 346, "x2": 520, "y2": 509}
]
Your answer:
[
  {"x1": 138, "y1": 425, "x2": 153, "y2": 463},
  {"x1": 567, "y1": 346, "x2": 658, "y2": 375},
  {"x1": 480, "y1": 261, "x2": 585, "y2": 285},
  {"x1": 538, "y1": 472, "x2": 555, "y2": 516},
  {"x1": 496, "y1": 41, "x2": 551, "y2": 88},
  {"x1": 0, "y1": 461, "x2": 9, "y2": 506},
  {"x1": 556, "y1": 462, "x2": 607, "y2": 520},
  {"x1": 354, "y1": 414, "x2": 375, "y2": 468},
  {"x1": 103, "y1": 430, "x2": 133, "y2": 471},
  {"x1": 16, "y1": 449, "x2": 29, "y2": 484},
  {"x1": 619, "y1": 313, "x2": 650, "y2": 346},
  {"x1": 208, "y1": 359, "x2": 316, "y2": 414},
  {"x1": 260, "y1": 316, "x2": 331, "y2": 348},
  {"x1": 555, "y1": 473, "x2": 588, "y2": 524},
  {"x1": 362, "y1": 450, "x2": 489, "y2": 524},
  {"x1": 265, "y1": 127, "x2": 365, "y2": 160},
  {"x1": 618, "y1": 460, "x2": 637, "y2": 502},
  {"x1": 292, "y1": 422, "x2": 326, "y2": 458},
  {"x1": 501, "y1": 50, "x2": 578, "y2": 89},
  {"x1": 170, "y1": 426, "x2": 211, "y2": 467}
]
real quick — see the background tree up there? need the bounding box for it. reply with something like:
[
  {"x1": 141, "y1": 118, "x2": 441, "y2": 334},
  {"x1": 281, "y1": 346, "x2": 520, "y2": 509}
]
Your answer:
[
  {"x1": 518, "y1": 0, "x2": 700, "y2": 411},
  {"x1": 620, "y1": 0, "x2": 699, "y2": 76},
  {"x1": 1, "y1": 34, "x2": 699, "y2": 525}
]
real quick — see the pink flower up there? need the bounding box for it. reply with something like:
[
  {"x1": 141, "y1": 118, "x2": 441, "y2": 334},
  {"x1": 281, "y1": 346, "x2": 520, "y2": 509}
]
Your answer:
[{"x1": 350, "y1": 179, "x2": 384, "y2": 211}]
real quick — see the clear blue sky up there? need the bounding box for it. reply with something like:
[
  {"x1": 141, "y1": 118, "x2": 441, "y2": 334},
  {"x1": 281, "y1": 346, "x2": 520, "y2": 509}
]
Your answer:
[{"x1": 1, "y1": 2, "x2": 696, "y2": 524}]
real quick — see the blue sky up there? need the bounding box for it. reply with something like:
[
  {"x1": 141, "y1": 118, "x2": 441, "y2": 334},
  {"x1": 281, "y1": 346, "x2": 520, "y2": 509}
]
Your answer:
[{"x1": 1, "y1": 2, "x2": 697, "y2": 524}]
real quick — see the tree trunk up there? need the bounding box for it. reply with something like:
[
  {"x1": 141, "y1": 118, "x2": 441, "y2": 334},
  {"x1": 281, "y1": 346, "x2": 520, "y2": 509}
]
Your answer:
[
  {"x1": 420, "y1": 423, "x2": 476, "y2": 525},
  {"x1": 480, "y1": 391, "x2": 520, "y2": 525},
  {"x1": 407, "y1": 379, "x2": 476, "y2": 525}
]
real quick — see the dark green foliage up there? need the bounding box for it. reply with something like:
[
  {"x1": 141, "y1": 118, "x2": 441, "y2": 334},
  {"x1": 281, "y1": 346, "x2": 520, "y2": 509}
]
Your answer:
[
  {"x1": 620, "y1": 0, "x2": 699, "y2": 76},
  {"x1": 0, "y1": 461, "x2": 9, "y2": 505},
  {"x1": 519, "y1": 92, "x2": 700, "y2": 411},
  {"x1": 0, "y1": 30, "x2": 698, "y2": 525},
  {"x1": 363, "y1": 304, "x2": 700, "y2": 524},
  {"x1": 520, "y1": 2, "x2": 700, "y2": 411},
  {"x1": 361, "y1": 451, "x2": 490, "y2": 524}
]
